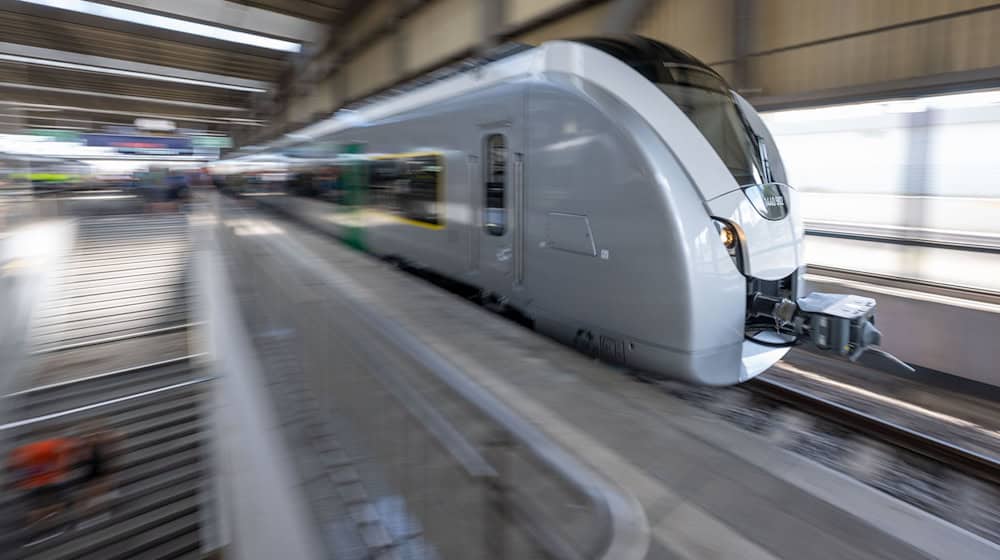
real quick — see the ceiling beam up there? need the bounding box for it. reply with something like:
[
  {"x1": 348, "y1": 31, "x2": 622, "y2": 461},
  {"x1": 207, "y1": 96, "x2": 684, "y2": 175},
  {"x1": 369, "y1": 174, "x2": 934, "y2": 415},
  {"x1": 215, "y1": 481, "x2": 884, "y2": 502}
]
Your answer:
[
  {"x1": 0, "y1": 41, "x2": 272, "y2": 92},
  {"x1": 90, "y1": 0, "x2": 328, "y2": 43}
]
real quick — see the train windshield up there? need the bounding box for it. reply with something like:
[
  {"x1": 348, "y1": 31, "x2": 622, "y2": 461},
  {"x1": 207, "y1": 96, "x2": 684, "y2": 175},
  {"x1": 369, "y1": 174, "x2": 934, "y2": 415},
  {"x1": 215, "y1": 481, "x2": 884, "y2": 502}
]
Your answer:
[
  {"x1": 573, "y1": 37, "x2": 767, "y2": 186},
  {"x1": 655, "y1": 65, "x2": 765, "y2": 185}
]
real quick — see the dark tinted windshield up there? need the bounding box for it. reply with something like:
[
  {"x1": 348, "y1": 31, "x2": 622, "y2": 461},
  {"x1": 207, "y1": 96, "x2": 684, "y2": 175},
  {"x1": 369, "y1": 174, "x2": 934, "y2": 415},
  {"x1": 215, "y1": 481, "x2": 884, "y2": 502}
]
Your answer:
[{"x1": 573, "y1": 36, "x2": 765, "y2": 186}]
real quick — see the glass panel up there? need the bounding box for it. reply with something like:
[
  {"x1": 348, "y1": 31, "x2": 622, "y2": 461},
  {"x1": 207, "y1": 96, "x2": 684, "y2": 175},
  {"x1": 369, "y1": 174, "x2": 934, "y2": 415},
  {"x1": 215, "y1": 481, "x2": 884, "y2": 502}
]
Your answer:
[
  {"x1": 763, "y1": 107, "x2": 909, "y2": 228},
  {"x1": 484, "y1": 134, "x2": 506, "y2": 236},
  {"x1": 925, "y1": 104, "x2": 1000, "y2": 236},
  {"x1": 763, "y1": 91, "x2": 1000, "y2": 291},
  {"x1": 369, "y1": 154, "x2": 443, "y2": 226},
  {"x1": 571, "y1": 36, "x2": 766, "y2": 186},
  {"x1": 657, "y1": 79, "x2": 763, "y2": 186}
]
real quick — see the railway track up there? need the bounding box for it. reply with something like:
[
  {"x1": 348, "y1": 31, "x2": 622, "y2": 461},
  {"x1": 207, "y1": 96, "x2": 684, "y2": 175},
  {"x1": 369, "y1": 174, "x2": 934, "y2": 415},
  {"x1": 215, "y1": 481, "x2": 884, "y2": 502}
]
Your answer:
[
  {"x1": 748, "y1": 374, "x2": 1000, "y2": 486},
  {"x1": 654, "y1": 364, "x2": 1000, "y2": 543}
]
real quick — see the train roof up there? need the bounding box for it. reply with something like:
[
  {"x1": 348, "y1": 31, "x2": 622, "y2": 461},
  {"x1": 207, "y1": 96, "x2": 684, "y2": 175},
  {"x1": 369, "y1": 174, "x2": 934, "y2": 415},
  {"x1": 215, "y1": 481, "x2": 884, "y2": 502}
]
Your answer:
[
  {"x1": 250, "y1": 36, "x2": 727, "y2": 156},
  {"x1": 226, "y1": 36, "x2": 743, "y2": 200},
  {"x1": 572, "y1": 36, "x2": 728, "y2": 91}
]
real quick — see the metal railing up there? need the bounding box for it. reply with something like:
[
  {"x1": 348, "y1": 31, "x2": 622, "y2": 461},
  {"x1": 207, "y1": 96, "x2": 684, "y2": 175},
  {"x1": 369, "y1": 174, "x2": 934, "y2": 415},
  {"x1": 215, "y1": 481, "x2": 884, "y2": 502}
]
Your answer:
[
  {"x1": 805, "y1": 220, "x2": 1000, "y2": 254},
  {"x1": 218, "y1": 203, "x2": 642, "y2": 559},
  {"x1": 0, "y1": 377, "x2": 212, "y2": 433}
]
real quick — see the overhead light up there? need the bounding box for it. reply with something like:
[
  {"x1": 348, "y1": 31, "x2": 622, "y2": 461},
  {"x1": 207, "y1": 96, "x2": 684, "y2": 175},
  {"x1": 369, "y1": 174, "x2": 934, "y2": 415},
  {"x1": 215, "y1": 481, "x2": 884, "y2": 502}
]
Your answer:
[
  {"x1": 27, "y1": 124, "x2": 90, "y2": 130},
  {"x1": 0, "y1": 54, "x2": 267, "y2": 93},
  {"x1": 765, "y1": 88, "x2": 1000, "y2": 122},
  {"x1": 0, "y1": 121, "x2": 89, "y2": 130},
  {"x1": 0, "y1": 81, "x2": 249, "y2": 111},
  {"x1": 17, "y1": 0, "x2": 301, "y2": 53},
  {"x1": 884, "y1": 100, "x2": 927, "y2": 114},
  {"x1": 134, "y1": 118, "x2": 176, "y2": 132}
]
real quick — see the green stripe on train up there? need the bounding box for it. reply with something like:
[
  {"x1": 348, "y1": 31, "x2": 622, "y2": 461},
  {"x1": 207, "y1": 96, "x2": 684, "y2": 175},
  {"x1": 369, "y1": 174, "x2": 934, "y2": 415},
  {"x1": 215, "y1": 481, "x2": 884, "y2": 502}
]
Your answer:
[{"x1": 339, "y1": 143, "x2": 366, "y2": 252}]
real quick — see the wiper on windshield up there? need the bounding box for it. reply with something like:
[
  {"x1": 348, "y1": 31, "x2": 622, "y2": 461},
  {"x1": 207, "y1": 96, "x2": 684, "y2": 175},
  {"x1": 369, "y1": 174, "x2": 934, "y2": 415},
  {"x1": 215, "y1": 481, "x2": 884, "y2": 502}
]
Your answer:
[{"x1": 733, "y1": 101, "x2": 772, "y2": 184}]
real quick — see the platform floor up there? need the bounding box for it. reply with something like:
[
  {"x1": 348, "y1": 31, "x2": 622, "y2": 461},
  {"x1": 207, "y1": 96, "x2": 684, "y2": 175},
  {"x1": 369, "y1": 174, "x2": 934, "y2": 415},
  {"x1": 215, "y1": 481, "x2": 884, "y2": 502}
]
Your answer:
[{"x1": 218, "y1": 194, "x2": 1000, "y2": 560}]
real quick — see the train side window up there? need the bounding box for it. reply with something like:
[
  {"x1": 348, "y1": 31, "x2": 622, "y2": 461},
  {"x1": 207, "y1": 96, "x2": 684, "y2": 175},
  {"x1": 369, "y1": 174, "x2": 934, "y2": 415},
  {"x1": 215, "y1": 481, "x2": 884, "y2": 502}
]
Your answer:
[{"x1": 484, "y1": 134, "x2": 506, "y2": 236}]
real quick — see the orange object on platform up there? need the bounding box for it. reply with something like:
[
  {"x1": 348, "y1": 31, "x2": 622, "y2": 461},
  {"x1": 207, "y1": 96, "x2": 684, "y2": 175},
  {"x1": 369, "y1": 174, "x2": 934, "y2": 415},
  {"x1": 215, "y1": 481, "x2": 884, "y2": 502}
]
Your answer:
[{"x1": 10, "y1": 438, "x2": 76, "y2": 489}]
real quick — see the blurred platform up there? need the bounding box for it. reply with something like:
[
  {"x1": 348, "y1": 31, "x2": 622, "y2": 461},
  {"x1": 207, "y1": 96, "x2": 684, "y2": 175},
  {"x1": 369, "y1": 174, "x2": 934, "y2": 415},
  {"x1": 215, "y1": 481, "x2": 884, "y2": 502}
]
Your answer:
[
  {"x1": 215, "y1": 193, "x2": 1000, "y2": 560},
  {"x1": 1, "y1": 206, "x2": 215, "y2": 559}
]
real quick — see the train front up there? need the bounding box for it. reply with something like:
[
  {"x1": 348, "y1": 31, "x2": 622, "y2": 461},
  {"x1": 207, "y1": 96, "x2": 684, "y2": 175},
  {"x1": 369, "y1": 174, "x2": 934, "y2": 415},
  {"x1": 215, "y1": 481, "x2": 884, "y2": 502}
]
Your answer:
[
  {"x1": 653, "y1": 40, "x2": 908, "y2": 380},
  {"x1": 574, "y1": 37, "x2": 906, "y2": 382}
]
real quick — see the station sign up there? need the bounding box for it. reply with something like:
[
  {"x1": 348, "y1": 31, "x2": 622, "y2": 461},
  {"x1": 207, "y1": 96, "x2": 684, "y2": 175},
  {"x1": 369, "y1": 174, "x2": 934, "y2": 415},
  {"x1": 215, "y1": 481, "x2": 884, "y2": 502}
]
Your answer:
[
  {"x1": 26, "y1": 129, "x2": 81, "y2": 142},
  {"x1": 134, "y1": 118, "x2": 176, "y2": 132},
  {"x1": 191, "y1": 136, "x2": 232, "y2": 148},
  {"x1": 83, "y1": 133, "x2": 193, "y2": 156}
]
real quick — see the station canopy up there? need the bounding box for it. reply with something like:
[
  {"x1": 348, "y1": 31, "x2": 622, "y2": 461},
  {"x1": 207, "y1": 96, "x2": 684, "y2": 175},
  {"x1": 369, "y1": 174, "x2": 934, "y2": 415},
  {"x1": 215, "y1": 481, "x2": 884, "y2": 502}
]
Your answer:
[{"x1": 0, "y1": 0, "x2": 360, "y2": 142}]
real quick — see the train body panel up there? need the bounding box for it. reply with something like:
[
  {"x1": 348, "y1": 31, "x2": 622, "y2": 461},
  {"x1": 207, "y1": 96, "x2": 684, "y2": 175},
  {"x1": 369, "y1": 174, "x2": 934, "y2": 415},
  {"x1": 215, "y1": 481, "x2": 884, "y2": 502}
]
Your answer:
[{"x1": 522, "y1": 74, "x2": 747, "y2": 383}]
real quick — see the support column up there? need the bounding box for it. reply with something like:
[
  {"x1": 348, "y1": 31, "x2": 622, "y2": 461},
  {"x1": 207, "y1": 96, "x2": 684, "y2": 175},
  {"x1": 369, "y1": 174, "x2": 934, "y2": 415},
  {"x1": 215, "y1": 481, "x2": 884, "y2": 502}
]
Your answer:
[
  {"x1": 901, "y1": 108, "x2": 935, "y2": 279},
  {"x1": 602, "y1": 0, "x2": 653, "y2": 34},
  {"x1": 731, "y1": 0, "x2": 754, "y2": 93},
  {"x1": 391, "y1": 5, "x2": 408, "y2": 79},
  {"x1": 480, "y1": 0, "x2": 505, "y2": 52}
]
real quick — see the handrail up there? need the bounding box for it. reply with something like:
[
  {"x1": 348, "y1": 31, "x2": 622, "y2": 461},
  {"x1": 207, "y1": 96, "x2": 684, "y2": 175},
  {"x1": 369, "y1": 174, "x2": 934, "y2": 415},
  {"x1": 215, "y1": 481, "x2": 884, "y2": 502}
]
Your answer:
[
  {"x1": 7, "y1": 354, "x2": 203, "y2": 397},
  {"x1": 805, "y1": 264, "x2": 1000, "y2": 306},
  {"x1": 0, "y1": 377, "x2": 212, "y2": 431},
  {"x1": 804, "y1": 220, "x2": 1000, "y2": 254},
  {"x1": 357, "y1": 339, "x2": 497, "y2": 479},
  {"x1": 30, "y1": 323, "x2": 201, "y2": 355},
  {"x1": 225, "y1": 202, "x2": 646, "y2": 559}
]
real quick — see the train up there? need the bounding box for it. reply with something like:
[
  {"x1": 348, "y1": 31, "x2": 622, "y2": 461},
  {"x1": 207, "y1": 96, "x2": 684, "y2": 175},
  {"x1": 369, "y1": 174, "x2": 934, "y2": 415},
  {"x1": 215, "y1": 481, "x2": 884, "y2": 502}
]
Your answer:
[
  {"x1": 0, "y1": 154, "x2": 89, "y2": 194},
  {"x1": 216, "y1": 36, "x2": 903, "y2": 385}
]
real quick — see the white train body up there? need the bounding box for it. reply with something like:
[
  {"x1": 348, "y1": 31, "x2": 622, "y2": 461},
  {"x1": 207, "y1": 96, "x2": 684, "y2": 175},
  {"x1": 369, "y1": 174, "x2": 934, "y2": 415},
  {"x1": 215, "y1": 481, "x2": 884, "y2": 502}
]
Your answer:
[{"x1": 222, "y1": 37, "x2": 814, "y2": 385}]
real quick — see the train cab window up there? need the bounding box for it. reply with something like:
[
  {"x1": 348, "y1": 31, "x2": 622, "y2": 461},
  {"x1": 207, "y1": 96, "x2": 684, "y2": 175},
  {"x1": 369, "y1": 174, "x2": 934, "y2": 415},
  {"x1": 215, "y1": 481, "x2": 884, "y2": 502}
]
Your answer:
[
  {"x1": 484, "y1": 134, "x2": 507, "y2": 236},
  {"x1": 572, "y1": 36, "x2": 767, "y2": 186}
]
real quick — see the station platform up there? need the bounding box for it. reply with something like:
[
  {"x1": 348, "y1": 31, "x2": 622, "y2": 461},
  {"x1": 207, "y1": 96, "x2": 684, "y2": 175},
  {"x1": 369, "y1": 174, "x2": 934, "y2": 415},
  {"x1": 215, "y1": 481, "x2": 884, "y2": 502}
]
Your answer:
[
  {"x1": 2, "y1": 190, "x2": 996, "y2": 559},
  {"x1": 213, "y1": 192, "x2": 1000, "y2": 560}
]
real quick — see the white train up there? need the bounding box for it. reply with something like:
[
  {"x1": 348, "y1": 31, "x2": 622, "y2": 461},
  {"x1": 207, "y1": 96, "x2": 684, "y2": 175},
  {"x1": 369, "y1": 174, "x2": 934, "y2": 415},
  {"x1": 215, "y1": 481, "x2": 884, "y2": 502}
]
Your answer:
[{"x1": 219, "y1": 36, "x2": 902, "y2": 385}]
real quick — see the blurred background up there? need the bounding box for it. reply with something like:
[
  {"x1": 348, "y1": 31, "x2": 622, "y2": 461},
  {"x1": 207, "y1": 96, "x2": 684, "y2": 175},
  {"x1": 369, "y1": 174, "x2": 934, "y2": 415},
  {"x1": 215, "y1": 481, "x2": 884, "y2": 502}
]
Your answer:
[{"x1": 1, "y1": 2, "x2": 1000, "y2": 560}]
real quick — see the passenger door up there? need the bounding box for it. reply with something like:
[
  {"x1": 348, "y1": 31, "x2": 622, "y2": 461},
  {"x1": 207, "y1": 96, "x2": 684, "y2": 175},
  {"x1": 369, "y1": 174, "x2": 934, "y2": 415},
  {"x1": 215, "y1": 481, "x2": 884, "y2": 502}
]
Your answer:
[{"x1": 477, "y1": 128, "x2": 524, "y2": 296}]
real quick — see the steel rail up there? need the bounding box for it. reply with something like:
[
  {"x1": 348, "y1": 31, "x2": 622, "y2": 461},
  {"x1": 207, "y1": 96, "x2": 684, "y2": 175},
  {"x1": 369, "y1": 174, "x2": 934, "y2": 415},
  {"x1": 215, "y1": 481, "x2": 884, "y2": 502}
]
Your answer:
[{"x1": 747, "y1": 375, "x2": 1000, "y2": 486}]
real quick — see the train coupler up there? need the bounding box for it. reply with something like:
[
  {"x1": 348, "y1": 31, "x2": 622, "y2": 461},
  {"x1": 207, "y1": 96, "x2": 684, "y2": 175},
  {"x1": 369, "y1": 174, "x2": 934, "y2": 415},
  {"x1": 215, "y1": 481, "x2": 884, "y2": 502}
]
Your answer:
[{"x1": 748, "y1": 292, "x2": 914, "y2": 374}]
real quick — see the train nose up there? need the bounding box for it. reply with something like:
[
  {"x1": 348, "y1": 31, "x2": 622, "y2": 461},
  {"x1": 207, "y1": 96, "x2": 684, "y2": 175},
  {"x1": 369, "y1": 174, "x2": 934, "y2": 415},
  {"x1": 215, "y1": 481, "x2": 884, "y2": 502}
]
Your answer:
[{"x1": 706, "y1": 183, "x2": 805, "y2": 280}]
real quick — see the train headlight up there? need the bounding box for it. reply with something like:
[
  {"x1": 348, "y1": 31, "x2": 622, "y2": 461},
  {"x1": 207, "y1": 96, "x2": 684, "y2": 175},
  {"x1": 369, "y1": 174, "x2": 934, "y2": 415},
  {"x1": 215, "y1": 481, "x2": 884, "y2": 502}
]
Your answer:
[
  {"x1": 718, "y1": 224, "x2": 737, "y2": 251},
  {"x1": 713, "y1": 218, "x2": 745, "y2": 272}
]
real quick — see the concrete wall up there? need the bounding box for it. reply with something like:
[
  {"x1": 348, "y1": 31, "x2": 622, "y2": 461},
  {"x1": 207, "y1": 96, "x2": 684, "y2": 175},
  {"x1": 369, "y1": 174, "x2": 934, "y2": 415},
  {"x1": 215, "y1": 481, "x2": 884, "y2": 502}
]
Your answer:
[
  {"x1": 514, "y1": 2, "x2": 607, "y2": 44},
  {"x1": 638, "y1": 0, "x2": 733, "y2": 66},
  {"x1": 507, "y1": 0, "x2": 578, "y2": 26},
  {"x1": 749, "y1": 0, "x2": 1000, "y2": 101},
  {"x1": 405, "y1": 0, "x2": 480, "y2": 73},
  {"x1": 343, "y1": 0, "x2": 394, "y2": 47},
  {"x1": 346, "y1": 37, "x2": 395, "y2": 100}
]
